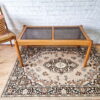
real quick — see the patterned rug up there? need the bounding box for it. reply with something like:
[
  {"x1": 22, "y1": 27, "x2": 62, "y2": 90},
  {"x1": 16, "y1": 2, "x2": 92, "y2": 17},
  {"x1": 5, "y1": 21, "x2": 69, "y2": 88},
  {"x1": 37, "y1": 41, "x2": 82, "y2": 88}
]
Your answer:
[{"x1": 2, "y1": 46, "x2": 100, "y2": 97}]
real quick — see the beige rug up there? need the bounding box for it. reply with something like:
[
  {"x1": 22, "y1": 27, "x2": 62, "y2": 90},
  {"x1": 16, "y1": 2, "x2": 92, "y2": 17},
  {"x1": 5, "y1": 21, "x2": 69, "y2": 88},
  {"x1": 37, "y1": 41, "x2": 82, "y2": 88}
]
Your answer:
[{"x1": 1, "y1": 47, "x2": 100, "y2": 97}]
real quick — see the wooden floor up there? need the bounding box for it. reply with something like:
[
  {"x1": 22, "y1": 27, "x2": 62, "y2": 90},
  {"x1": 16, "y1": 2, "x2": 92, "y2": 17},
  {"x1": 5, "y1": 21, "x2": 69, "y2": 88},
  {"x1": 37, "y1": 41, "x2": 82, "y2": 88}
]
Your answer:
[{"x1": 0, "y1": 45, "x2": 100, "y2": 100}]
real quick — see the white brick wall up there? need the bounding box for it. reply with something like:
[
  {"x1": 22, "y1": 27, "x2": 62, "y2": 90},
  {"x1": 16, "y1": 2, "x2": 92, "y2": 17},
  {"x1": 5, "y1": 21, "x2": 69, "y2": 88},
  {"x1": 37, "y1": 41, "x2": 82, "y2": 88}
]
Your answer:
[{"x1": 0, "y1": 0, "x2": 100, "y2": 43}]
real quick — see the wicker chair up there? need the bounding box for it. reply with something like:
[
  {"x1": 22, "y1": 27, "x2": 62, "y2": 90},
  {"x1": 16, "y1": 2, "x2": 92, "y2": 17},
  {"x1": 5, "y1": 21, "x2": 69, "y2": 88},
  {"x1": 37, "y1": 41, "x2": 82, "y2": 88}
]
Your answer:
[{"x1": 0, "y1": 7, "x2": 16, "y2": 46}]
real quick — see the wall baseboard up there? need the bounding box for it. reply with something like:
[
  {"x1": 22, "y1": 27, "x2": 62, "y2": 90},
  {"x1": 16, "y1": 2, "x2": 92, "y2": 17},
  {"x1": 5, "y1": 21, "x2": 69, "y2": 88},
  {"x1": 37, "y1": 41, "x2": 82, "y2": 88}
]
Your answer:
[
  {"x1": 94, "y1": 43, "x2": 100, "y2": 46},
  {"x1": 0, "y1": 44, "x2": 14, "y2": 46}
]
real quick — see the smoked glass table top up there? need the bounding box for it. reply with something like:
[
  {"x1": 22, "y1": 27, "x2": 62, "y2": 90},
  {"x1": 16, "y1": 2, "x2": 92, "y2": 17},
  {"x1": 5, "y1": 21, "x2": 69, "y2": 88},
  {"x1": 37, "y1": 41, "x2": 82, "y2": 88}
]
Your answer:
[{"x1": 21, "y1": 27, "x2": 86, "y2": 40}]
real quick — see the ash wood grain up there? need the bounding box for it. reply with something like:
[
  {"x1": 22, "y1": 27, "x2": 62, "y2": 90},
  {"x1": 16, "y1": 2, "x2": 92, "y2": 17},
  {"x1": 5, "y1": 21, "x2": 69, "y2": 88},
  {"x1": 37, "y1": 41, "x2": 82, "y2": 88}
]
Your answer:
[
  {"x1": 17, "y1": 40, "x2": 91, "y2": 46},
  {"x1": 18, "y1": 25, "x2": 27, "y2": 39},
  {"x1": 79, "y1": 25, "x2": 90, "y2": 40},
  {"x1": 14, "y1": 40, "x2": 24, "y2": 67},
  {"x1": 83, "y1": 40, "x2": 92, "y2": 67}
]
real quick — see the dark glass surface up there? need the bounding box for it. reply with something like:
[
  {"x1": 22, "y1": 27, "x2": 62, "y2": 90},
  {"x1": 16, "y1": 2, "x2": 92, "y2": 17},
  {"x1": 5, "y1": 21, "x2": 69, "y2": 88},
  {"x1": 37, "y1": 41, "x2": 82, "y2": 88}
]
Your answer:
[
  {"x1": 21, "y1": 27, "x2": 52, "y2": 40},
  {"x1": 54, "y1": 27, "x2": 86, "y2": 40},
  {"x1": 21, "y1": 27, "x2": 86, "y2": 40}
]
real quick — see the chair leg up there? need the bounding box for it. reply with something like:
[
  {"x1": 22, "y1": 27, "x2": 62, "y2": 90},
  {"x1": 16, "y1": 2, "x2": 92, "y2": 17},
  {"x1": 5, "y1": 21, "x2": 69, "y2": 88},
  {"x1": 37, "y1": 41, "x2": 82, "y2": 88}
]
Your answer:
[{"x1": 10, "y1": 40, "x2": 13, "y2": 47}]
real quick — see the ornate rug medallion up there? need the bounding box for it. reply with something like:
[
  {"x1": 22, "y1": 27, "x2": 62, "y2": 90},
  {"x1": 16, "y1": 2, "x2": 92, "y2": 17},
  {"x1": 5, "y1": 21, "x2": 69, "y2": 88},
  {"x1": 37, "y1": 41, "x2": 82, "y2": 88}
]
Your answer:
[
  {"x1": 44, "y1": 57, "x2": 78, "y2": 74},
  {"x1": 1, "y1": 47, "x2": 100, "y2": 97}
]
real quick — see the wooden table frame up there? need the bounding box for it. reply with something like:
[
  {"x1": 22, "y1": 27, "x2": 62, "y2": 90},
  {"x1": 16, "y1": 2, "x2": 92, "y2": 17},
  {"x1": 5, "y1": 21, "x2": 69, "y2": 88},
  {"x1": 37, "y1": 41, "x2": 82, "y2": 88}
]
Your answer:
[{"x1": 15, "y1": 25, "x2": 92, "y2": 67}]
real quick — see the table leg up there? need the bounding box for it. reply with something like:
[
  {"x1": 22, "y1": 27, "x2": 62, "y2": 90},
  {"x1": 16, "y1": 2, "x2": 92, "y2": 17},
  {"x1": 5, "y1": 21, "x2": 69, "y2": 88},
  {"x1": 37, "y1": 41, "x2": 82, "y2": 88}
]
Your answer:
[
  {"x1": 83, "y1": 43, "x2": 92, "y2": 67},
  {"x1": 14, "y1": 40, "x2": 24, "y2": 67},
  {"x1": 10, "y1": 40, "x2": 13, "y2": 47}
]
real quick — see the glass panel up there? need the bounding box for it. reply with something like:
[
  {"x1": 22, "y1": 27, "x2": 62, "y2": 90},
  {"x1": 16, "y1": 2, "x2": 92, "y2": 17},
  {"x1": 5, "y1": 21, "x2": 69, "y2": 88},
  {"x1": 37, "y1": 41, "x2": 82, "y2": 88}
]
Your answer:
[
  {"x1": 54, "y1": 27, "x2": 86, "y2": 40},
  {"x1": 21, "y1": 27, "x2": 52, "y2": 40}
]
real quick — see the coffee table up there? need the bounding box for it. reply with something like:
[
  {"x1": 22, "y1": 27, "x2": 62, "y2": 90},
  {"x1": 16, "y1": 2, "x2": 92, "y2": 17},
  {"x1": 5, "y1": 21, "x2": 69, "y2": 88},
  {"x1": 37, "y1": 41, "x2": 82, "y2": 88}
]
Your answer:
[{"x1": 14, "y1": 25, "x2": 92, "y2": 67}]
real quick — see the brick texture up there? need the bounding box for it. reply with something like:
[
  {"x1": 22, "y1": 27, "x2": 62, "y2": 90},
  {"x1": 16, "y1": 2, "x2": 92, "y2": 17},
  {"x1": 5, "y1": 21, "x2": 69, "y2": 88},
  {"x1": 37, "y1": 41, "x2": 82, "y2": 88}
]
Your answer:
[{"x1": 0, "y1": 0, "x2": 100, "y2": 43}]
